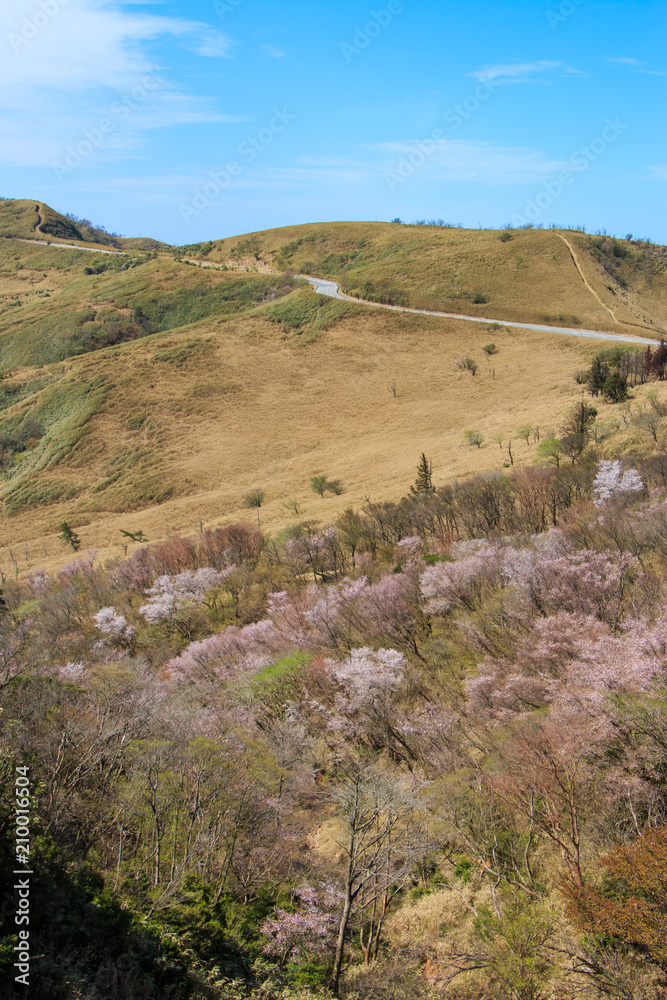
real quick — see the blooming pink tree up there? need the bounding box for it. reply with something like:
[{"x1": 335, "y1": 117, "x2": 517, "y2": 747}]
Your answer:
[
  {"x1": 26, "y1": 569, "x2": 50, "y2": 596},
  {"x1": 594, "y1": 459, "x2": 643, "y2": 506},
  {"x1": 165, "y1": 618, "x2": 281, "y2": 684},
  {"x1": 261, "y1": 882, "x2": 339, "y2": 965},
  {"x1": 93, "y1": 606, "x2": 135, "y2": 645},
  {"x1": 139, "y1": 567, "x2": 233, "y2": 636}
]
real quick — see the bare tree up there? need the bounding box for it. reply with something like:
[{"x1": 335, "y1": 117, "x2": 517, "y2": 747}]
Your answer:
[
  {"x1": 0, "y1": 621, "x2": 31, "y2": 689},
  {"x1": 328, "y1": 759, "x2": 429, "y2": 994}
]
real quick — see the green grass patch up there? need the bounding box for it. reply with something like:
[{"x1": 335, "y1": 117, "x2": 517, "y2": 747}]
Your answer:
[
  {"x1": 249, "y1": 651, "x2": 312, "y2": 694},
  {"x1": 3, "y1": 478, "x2": 80, "y2": 516},
  {"x1": 257, "y1": 286, "x2": 362, "y2": 335}
]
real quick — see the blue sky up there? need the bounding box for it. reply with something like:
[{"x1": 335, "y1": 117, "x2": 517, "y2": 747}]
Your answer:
[{"x1": 0, "y1": 0, "x2": 664, "y2": 244}]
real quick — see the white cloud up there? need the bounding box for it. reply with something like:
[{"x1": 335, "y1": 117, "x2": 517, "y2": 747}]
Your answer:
[
  {"x1": 468, "y1": 60, "x2": 584, "y2": 84},
  {"x1": 195, "y1": 31, "x2": 234, "y2": 58},
  {"x1": 261, "y1": 44, "x2": 286, "y2": 58},
  {"x1": 608, "y1": 56, "x2": 644, "y2": 67},
  {"x1": 0, "y1": 0, "x2": 239, "y2": 167}
]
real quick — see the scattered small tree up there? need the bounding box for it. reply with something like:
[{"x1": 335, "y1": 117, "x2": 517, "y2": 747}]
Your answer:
[
  {"x1": 243, "y1": 488, "x2": 266, "y2": 524},
  {"x1": 482, "y1": 343, "x2": 497, "y2": 355},
  {"x1": 537, "y1": 438, "x2": 563, "y2": 468},
  {"x1": 634, "y1": 409, "x2": 663, "y2": 444},
  {"x1": 517, "y1": 423, "x2": 532, "y2": 445},
  {"x1": 59, "y1": 521, "x2": 81, "y2": 552},
  {"x1": 311, "y1": 475, "x2": 329, "y2": 498},
  {"x1": 410, "y1": 453, "x2": 435, "y2": 495},
  {"x1": 310, "y1": 476, "x2": 344, "y2": 498},
  {"x1": 464, "y1": 430, "x2": 484, "y2": 449},
  {"x1": 464, "y1": 357, "x2": 478, "y2": 375},
  {"x1": 560, "y1": 401, "x2": 597, "y2": 465},
  {"x1": 120, "y1": 529, "x2": 147, "y2": 544}
]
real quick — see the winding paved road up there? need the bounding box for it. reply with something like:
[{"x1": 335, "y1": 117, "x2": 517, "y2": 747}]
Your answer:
[{"x1": 304, "y1": 276, "x2": 661, "y2": 347}]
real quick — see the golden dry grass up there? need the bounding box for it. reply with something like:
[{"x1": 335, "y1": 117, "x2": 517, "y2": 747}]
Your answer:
[
  {"x1": 0, "y1": 298, "x2": 639, "y2": 578},
  {"x1": 217, "y1": 221, "x2": 667, "y2": 336},
  {"x1": 1, "y1": 209, "x2": 666, "y2": 578}
]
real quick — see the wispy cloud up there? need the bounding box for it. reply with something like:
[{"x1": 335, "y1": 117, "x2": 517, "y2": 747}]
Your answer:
[
  {"x1": 468, "y1": 60, "x2": 584, "y2": 84},
  {"x1": 608, "y1": 57, "x2": 643, "y2": 67},
  {"x1": 649, "y1": 165, "x2": 667, "y2": 181},
  {"x1": 0, "y1": 0, "x2": 239, "y2": 167},
  {"x1": 194, "y1": 31, "x2": 234, "y2": 58},
  {"x1": 73, "y1": 138, "x2": 579, "y2": 203},
  {"x1": 607, "y1": 56, "x2": 667, "y2": 76},
  {"x1": 370, "y1": 139, "x2": 571, "y2": 184},
  {"x1": 261, "y1": 44, "x2": 286, "y2": 59}
]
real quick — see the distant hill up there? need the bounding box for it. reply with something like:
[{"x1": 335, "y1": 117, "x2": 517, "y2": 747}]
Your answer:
[{"x1": 0, "y1": 198, "x2": 171, "y2": 252}]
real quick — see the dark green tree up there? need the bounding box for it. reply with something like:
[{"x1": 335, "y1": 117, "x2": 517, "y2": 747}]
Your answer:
[
  {"x1": 120, "y1": 529, "x2": 148, "y2": 543},
  {"x1": 653, "y1": 339, "x2": 667, "y2": 381},
  {"x1": 59, "y1": 522, "x2": 81, "y2": 552},
  {"x1": 587, "y1": 355, "x2": 606, "y2": 396},
  {"x1": 410, "y1": 453, "x2": 435, "y2": 495},
  {"x1": 601, "y1": 371, "x2": 629, "y2": 403}
]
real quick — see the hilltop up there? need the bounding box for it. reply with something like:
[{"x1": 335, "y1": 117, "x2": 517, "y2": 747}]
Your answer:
[
  {"x1": 214, "y1": 220, "x2": 667, "y2": 336},
  {"x1": 0, "y1": 200, "x2": 666, "y2": 575},
  {"x1": 0, "y1": 197, "x2": 171, "y2": 252}
]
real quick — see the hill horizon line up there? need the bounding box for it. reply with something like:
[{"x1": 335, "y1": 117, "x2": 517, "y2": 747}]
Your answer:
[{"x1": 0, "y1": 197, "x2": 664, "y2": 251}]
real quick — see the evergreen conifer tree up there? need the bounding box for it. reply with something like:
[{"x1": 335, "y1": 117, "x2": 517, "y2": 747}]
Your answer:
[
  {"x1": 59, "y1": 522, "x2": 81, "y2": 552},
  {"x1": 588, "y1": 355, "x2": 606, "y2": 396},
  {"x1": 410, "y1": 453, "x2": 435, "y2": 495}
]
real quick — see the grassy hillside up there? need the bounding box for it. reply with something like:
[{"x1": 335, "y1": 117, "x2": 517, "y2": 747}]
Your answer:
[
  {"x1": 211, "y1": 221, "x2": 667, "y2": 335},
  {"x1": 0, "y1": 197, "x2": 170, "y2": 251},
  {"x1": 1, "y1": 205, "x2": 666, "y2": 576},
  {"x1": 2, "y1": 287, "x2": 661, "y2": 577},
  {"x1": 0, "y1": 241, "x2": 298, "y2": 366}
]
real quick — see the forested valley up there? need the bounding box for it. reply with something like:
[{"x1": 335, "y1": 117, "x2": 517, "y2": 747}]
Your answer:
[{"x1": 3, "y1": 443, "x2": 667, "y2": 999}]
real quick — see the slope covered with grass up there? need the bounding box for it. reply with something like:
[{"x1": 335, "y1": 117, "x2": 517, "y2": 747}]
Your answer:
[
  {"x1": 0, "y1": 243, "x2": 299, "y2": 366},
  {"x1": 0, "y1": 204, "x2": 666, "y2": 575},
  {"x1": 212, "y1": 221, "x2": 667, "y2": 335},
  {"x1": 0, "y1": 197, "x2": 170, "y2": 250}
]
